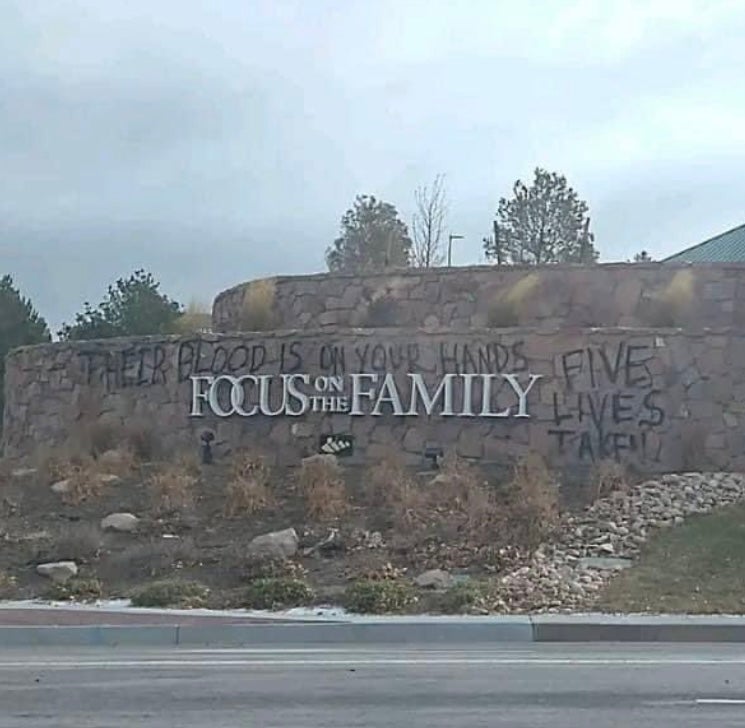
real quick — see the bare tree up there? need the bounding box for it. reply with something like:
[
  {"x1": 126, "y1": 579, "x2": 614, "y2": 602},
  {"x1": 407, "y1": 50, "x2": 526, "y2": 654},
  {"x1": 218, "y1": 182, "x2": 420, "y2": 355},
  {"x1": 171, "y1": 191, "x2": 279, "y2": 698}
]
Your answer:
[{"x1": 411, "y1": 174, "x2": 448, "y2": 267}]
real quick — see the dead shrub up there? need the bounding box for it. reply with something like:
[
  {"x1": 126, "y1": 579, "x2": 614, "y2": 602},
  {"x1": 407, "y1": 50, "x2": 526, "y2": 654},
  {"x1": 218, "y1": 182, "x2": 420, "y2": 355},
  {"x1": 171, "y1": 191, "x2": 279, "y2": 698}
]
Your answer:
[
  {"x1": 62, "y1": 463, "x2": 107, "y2": 505},
  {"x1": 591, "y1": 459, "x2": 628, "y2": 501},
  {"x1": 297, "y1": 454, "x2": 348, "y2": 521},
  {"x1": 225, "y1": 450, "x2": 273, "y2": 516},
  {"x1": 148, "y1": 464, "x2": 196, "y2": 514},
  {"x1": 239, "y1": 279, "x2": 279, "y2": 331},
  {"x1": 369, "y1": 451, "x2": 424, "y2": 528},
  {"x1": 638, "y1": 270, "x2": 695, "y2": 327},
  {"x1": 487, "y1": 273, "x2": 540, "y2": 327},
  {"x1": 433, "y1": 454, "x2": 496, "y2": 534},
  {"x1": 504, "y1": 453, "x2": 560, "y2": 550},
  {"x1": 48, "y1": 524, "x2": 103, "y2": 563}
]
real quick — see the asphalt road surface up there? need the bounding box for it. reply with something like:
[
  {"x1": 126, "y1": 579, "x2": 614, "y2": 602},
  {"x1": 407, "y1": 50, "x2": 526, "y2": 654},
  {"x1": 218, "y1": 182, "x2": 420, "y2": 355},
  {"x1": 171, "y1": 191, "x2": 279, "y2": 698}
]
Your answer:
[{"x1": 2, "y1": 643, "x2": 745, "y2": 727}]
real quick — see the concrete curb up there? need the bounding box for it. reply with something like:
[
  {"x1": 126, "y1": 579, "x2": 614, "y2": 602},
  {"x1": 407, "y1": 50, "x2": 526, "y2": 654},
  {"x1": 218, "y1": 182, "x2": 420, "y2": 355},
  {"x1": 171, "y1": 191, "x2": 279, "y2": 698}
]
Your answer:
[{"x1": 4, "y1": 615, "x2": 745, "y2": 646}]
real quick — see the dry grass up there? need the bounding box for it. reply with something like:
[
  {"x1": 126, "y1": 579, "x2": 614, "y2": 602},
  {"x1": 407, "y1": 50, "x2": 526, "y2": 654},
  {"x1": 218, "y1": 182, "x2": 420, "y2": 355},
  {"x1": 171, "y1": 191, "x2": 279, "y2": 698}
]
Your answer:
[
  {"x1": 173, "y1": 299, "x2": 212, "y2": 335},
  {"x1": 639, "y1": 269, "x2": 695, "y2": 327},
  {"x1": 504, "y1": 453, "x2": 560, "y2": 549},
  {"x1": 225, "y1": 450, "x2": 274, "y2": 517},
  {"x1": 297, "y1": 454, "x2": 348, "y2": 521},
  {"x1": 487, "y1": 272, "x2": 541, "y2": 327},
  {"x1": 591, "y1": 459, "x2": 629, "y2": 501},
  {"x1": 148, "y1": 463, "x2": 197, "y2": 514},
  {"x1": 239, "y1": 278, "x2": 278, "y2": 331}
]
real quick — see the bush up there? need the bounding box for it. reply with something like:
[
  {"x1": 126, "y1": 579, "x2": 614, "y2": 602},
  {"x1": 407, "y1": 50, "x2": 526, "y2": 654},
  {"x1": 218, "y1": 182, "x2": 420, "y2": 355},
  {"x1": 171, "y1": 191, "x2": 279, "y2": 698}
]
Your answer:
[
  {"x1": 48, "y1": 577, "x2": 103, "y2": 602},
  {"x1": 297, "y1": 454, "x2": 348, "y2": 521},
  {"x1": 239, "y1": 279, "x2": 278, "y2": 331},
  {"x1": 148, "y1": 464, "x2": 196, "y2": 514},
  {"x1": 344, "y1": 579, "x2": 417, "y2": 614},
  {"x1": 130, "y1": 579, "x2": 209, "y2": 608},
  {"x1": 225, "y1": 450, "x2": 273, "y2": 516},
  {"x1": 437, "y1": 581, "x2": 492, "y2": 614},
  {"x1": 241, "y1": 577, "x2": 314, "y2": 610}
]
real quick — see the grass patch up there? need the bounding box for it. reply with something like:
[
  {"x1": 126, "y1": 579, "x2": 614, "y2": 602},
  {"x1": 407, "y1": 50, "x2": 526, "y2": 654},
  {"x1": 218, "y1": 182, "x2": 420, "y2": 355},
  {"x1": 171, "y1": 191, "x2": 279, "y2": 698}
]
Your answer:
[
  {"x1": 131, "y1": 579, "x2": 209, "y2": 608},
  {"x1": 344, "y1": 579, "x2": 417, "y2": 614},
  {"x1": 597, "y1": 504, "x2": 745, "y2": 614},
  {"x1": 241, "y1": 577, "x2": 314, "y2": 610}
]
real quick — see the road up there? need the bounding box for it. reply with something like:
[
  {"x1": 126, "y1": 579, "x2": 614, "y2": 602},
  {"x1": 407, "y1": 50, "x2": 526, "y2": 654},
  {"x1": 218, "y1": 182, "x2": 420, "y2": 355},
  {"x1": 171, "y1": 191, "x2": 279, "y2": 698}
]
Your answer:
[{"x1": 1, "y1": 643, "x2": 745, "y2": 727}]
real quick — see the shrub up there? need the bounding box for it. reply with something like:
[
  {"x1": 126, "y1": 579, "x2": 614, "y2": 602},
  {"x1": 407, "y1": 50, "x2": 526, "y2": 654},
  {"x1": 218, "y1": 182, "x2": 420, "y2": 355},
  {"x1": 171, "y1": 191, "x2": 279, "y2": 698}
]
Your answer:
[
  {"x1": 487, "y1": 273, "x2": 540, "y2": 327},
  {"x1": 225, "y1": 450, "x2": 273, "y2": 516},
  {"x1": 437, "y1": 581, "x2": 492, "y2": 614},
  {"x1": 297, "y1": 454, "x2": 348, "y2": 521},
  {"x1": 504, "y1": 453, "x2": 560, "y2": 550},
  {"x1": 239, "y1": 279, "x2": 278, "y2": 331},
  {"x1": 48, "y1": 577, "x2": 103, "y2": 602},
  {"x1": 130, "y1": 579, "x2": 209, "y2": 608},
  {"x1": 434, "y1": 454, "x2": 496, "y2": 534},
  {"x1": 148, "y1": 464, "x2": 196, "y2": 514},
  {"x1": 344, "y1": 579, "x2": 417, "y2": 614},
  {"x1": 241, "y1": 577, "x2": 314, "y2": 610}
]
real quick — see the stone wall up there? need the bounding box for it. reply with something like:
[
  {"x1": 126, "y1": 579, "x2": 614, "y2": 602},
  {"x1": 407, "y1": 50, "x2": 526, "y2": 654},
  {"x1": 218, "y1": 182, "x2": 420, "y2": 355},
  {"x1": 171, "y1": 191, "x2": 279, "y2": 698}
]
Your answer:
[
  {"x1": 212, "y1": 263, "x2": 745, "y2": 333},
  {"x1": 4, "y1": 328, "x2": 745, "y2": 475}
]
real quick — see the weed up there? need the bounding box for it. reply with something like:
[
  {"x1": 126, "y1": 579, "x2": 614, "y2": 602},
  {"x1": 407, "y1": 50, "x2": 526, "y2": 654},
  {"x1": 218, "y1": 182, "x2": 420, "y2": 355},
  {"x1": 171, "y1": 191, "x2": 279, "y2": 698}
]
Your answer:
[
  {"x1": 148, "y1": 464, "x2": 196, "y2": 514},
  {"x1": 239, "y1": 279, "x2": 278, "y2": 331},
  {"x1": 344, "y1": 579, "x2": 417, "y2": 614},
  {"x1": 130, "y1": 579, "x2": 209, "y2": 608},
  {"x1": 48, "y1": 577, "x2": 103, "y2": 602},
  {"x1": 241, "y1": 577, "x2": 314, "y2": 610},
  {"x1": 297, "y1": 454, "x2": 348, "y2": 521},
  {"x1": 225, "y1": 450, "x2": 273, "y2": 516}
]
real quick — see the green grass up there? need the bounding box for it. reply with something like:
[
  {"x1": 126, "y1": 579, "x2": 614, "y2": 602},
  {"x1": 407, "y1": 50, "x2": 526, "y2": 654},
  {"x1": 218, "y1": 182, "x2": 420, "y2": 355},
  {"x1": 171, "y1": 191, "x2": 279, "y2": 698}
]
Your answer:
[{"x1": 597, "y1": 504, "x2": 745, "y2": 614}]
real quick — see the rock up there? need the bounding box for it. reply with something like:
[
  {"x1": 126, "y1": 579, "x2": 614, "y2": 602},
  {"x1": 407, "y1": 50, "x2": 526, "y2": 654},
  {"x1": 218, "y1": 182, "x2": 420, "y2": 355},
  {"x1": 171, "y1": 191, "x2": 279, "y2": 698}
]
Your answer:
[
  {"x1": 98, "y1": 474, "x2": 121, "y2": 484},
  {"x1": 414, "y1": 569, "x2": 455, "y2": 589},
  {"x1": 98, "y1": 449, "x2": 130, "y2": 468},
  {"x1": 247, "y1": 527, "x2": 299, "y2": 560},
  {"x1": 101, "y1": 513, "x2": 139, "y2": 533},
  {"x1": 36, "y1": 561, "x2": 78, "y2": 584},
  {"x1": 50, "y1": 479, "x2": 70, "y2": 494},
  {"x1": 11, "y1": 467, "x2": 36, "y2": 479},
  {"x1": 597, "y1": 542, "x2": 615, "y2": 554}
]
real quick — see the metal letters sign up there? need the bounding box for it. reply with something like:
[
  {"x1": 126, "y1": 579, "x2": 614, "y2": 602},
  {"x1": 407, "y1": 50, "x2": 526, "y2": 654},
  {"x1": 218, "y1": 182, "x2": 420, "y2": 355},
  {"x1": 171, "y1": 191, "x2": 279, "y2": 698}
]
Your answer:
[{"x1": 189, "y1": 372, "x2": 542, "y2": 419}]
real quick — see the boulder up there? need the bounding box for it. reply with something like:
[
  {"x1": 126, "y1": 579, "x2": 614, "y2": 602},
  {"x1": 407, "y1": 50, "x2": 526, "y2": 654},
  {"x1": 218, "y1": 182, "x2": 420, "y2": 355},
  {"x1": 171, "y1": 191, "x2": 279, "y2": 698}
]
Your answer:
[
  {"x1": 101, "y1": 513, "x2": 140, "y2": 533},
  {"x1": 36, "y1": 561, "x2": 78, "y2": 584},
  {"x1": 577, "y1": 557, "x2": 633, "y2": 571},
  {"x1": 414, "y1": 569, "x2": 456, "y2": 589},
  {"x1": 247, "y1": 528, "x2": 299, "y2": 560},
  {"x1": 11, "y1": 467, "x2": 37, "y2": 479},
  {"x1": 98, "y1": 474, "x2": 121, "y2": 485}
]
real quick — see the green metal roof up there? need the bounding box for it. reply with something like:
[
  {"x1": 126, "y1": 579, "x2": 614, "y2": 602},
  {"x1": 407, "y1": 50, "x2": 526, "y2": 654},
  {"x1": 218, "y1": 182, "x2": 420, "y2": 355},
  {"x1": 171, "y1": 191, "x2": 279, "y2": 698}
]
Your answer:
[{"x1": 665, "y1": 223, "x2": 745, "y2": 263}]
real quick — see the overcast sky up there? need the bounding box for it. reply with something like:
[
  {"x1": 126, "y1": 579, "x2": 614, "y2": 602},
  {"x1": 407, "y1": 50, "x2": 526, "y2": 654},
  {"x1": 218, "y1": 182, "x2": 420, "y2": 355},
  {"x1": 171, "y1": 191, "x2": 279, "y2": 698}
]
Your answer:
[{"x1": 2, "y1": 0, "x2": 745, "y2": 330}]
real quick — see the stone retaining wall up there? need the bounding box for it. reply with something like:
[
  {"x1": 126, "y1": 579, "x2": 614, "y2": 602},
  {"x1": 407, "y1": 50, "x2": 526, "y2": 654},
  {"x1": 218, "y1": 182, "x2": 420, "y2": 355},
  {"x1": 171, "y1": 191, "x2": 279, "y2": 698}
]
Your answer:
[
  {"x1": 4, "y1": 328, "x2": 744, "y2": 474},
  {"x1": 212, "y1": 263, "x2": 745, "y2": 333}
]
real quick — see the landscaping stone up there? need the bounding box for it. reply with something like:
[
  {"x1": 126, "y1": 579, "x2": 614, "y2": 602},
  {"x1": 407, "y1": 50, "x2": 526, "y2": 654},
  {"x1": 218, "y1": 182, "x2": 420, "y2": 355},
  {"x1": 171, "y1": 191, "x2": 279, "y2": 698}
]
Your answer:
[
  {"x1": 11, "y1": 468, "x2": 36, "y2": 479},
  {"x1": 50, "y1": 479, "x2": 70, "y2": 494},
  {"x1": 414, "y1": 569, "x2": 455, "y2": 589},
  {"x1": 247, "y1": 527, "x2": 299, "y2": 560},
  {"x1": 100, "y1": 513, "x2": 140, "y2": 533},
  {"x1": 36, "y1": 561, "x2": 78, "y2": 584}
]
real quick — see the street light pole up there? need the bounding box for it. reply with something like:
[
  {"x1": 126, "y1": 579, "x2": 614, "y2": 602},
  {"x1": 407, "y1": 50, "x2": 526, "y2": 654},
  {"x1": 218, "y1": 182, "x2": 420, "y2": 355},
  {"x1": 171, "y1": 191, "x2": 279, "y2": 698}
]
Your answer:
[{"x1": 447, "y1": 234, "x2": 464, "y2": 267}]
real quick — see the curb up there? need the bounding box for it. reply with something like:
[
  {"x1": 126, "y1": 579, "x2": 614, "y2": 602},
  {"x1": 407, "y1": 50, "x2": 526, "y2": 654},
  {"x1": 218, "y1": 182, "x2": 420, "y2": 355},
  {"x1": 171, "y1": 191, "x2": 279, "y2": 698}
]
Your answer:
[{"x1": 4, "y1": 615, "x2": 745, "y2": 646}]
